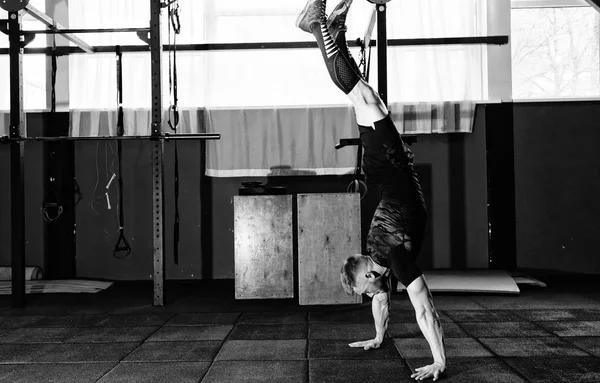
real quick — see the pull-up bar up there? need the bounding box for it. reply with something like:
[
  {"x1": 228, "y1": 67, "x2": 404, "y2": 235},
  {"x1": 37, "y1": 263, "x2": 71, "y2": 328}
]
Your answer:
[
  {"x1": 0, "y1": 133, "x2": 222, "y2": 143},
  {"x1": 20, "y1": 27, "x2": 151, "y2": 34},
  {"x1": 0, "y1": 36, "x2": 509, "y2": 56}
]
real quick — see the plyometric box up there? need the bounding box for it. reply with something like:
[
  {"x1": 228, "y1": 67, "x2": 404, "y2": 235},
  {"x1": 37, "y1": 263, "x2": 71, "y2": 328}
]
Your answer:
[
  {"x1": 234, "y1": 195, "x2": 294, "y2": 299},
  {"x1": 297, "y1": 193, "x2": 362, "y2": 305}
]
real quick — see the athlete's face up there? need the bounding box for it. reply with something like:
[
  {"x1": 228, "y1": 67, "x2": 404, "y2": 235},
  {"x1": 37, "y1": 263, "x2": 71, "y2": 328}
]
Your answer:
[{"x1": 352, "y1": 265, "x2": 389, "y2": 296}]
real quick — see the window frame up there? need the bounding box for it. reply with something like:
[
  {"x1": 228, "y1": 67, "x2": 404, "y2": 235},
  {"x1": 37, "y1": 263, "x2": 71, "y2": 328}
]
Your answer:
[{"x1": 510, "y1": 0, "x2": 600, "y2": 102}]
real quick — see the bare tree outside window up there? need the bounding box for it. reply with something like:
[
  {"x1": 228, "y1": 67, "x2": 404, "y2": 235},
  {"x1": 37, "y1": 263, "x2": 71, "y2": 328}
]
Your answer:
[{"x1": 512, "y1": 6, "x2": 600, "y2": 99}]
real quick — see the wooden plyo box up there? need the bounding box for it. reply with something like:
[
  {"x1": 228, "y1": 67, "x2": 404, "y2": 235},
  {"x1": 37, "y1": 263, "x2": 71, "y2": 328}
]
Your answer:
[
  {"x1": 297, "y1": 193, "x2": 362, "y2": 305},
  {"x1": 233, "y1": 195, "x2": 294, "y2": 299}
]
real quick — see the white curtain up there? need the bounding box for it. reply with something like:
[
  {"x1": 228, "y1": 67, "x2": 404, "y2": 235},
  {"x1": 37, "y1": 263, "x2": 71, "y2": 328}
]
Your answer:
[
  {"x1": 1, "y1": 1, "x2": 486, "y2": 176},
  {"x1": 66, "y1": 0, "x2": 488, "y2": 109}
]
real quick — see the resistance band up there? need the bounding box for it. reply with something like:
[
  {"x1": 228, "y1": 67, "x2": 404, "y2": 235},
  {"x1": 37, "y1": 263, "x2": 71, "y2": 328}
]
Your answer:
[
  {"x1": 168, "y1": 0, "x2": 181, "y2": 265},
  {"x1": 359, "y1": 6, "x2": 377, "y2": 81},
  {"x1": 112, "y1": 45, "x2": 132, "y2": 259},
  {"x1": 42, "y1": 36, "x2": 64, "y2": 223}
]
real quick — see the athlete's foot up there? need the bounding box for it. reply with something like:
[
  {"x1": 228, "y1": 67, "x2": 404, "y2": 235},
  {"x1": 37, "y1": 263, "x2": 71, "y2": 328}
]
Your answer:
[
  {"x1": 327, "y1": 0, "x2": 353, "y2": 40},
  {"x1": 296, "y1": 0, "x2": 327, "y2": 33}
]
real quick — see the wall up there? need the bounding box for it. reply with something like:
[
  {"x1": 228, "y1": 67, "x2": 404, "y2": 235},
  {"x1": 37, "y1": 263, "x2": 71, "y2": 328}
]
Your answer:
[
  {"x1": 73, "y1": 139, "x2": 204, "y2": 280},
  {"x1": 513, "y1": 101, "x2": 600, "y2": 274},
  {"x1": 0, "y1": 106, "x2": 490, "y2": 280},
  {"x1": 0, "y1": 114, "x2": 48, "y2": 272}
]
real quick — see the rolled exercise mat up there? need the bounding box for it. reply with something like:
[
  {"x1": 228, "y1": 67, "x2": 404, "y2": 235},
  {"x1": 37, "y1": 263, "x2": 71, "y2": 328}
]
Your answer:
[{"x1": 0, "y1": 266, "x2": 43, "y2": 281}]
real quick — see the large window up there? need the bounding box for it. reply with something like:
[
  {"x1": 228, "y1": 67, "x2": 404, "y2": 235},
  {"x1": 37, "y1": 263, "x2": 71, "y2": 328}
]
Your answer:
[
  {"x1": 0, "y1": 0, "x2": 47, "y2": 110},
  {"x1": 67, "y1": 0, "x2": 488, "y2": 109},
  {"x1": 511, "y1": 0, "x2": 600, "y2": 99},
  {"x1": 1, "y1": 0, "x2": 488, "y2": 110}
]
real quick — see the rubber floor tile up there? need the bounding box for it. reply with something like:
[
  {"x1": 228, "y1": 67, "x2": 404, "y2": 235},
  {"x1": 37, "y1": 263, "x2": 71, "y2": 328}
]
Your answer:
[
  {"x1": 472, "y1": 293, "x2": 600, "y2": 310},
  {"x1": 535, "y1": 321, "x2": 600, "y2": 336},
  {"x1": 0, "y1": 327, "x2": 80, "y2": 343},
  {"x1": 0, "y1": 362, "x2": 116, "y2": 383},
  {"x1": 238, "y1": 312, "x2": 307, "y2": 324},
  {"x1": 579, "y1": 309, "x2": 600, "y2": 320},
  {"x1": 387, "y1": 310, "x2": 453, "y2": 323},
  {"x1": 230, "y1": 300, "x2": 300, "y2": 311},
  {"x1": 165, "y1": 313, "x2": 241, "y2": 326},
  {"x1": 309, "y1": 338, "x2": 400, "y2": 360},
  {"x1": 309, "y1": 310, "x2": 373, "y2": 324},
  {"x1": 201, "y1": 360, "x2": 307, "y2": 383},
  {"x1": 387, "y1": 322, "x2": 467, "y2": 338},
  {"x1": 505, "y1": 356, "x2": 600, "y2": 383},
  {"x1": 405, "y1": 357, "x2": 527, "y2": 383},
  {"x1": 32, "y1": 342, "x2": 139, "y2": 362},
  {"x1": 0, "y1": 365, "x2": 23, "y2": 380},
  {"x1": 124, "y1": 341, "x2": 222, "y2": 362},
  {"x1": 563, "y1": 336, "x2": 600, "y2": 357},
  {"x1": 514, "y1": 309, "x2": 586, "y2": 321},
  {"x1": 97, "y1": 362, "x2": 211, "y2": 383},
  {"x1": 25, "y1": 315, "x2": 107, "y2": 327},
  {"x1": 0, "y1": 316, "x2": 42, "y2": 328},
  {"x1": 395, "y1": 337, "x2": 492, "y2": 358},
  {"x1": 216, "y1": 339, "x2": 306, "y2": 361},
  {"x1": 309, "y1": 323, "x2": 376, "y2": 340},
  {"x1": 461, "y1": 322, "x2": 552, "y2": 337},
  {"x1": 309, "y1": 359, "x2": 412, "y2": 383},
  {"x1": 147, "y1": 325, "x2": 233, "y2": 341},
  {"x1": 0, "y1": 344, "x2": 55, "y2": 363},
  {"x1": 165, "y1": 301, "x2": 236, "y2": 313},
  {"x1": 66, "y1": 326, "x2": 159, "y2": 343},
  {"x1": 228, "y1": 324, "x2": 306, "y2": 340},
  {"x1": 414, "y1": 296, "x2": 484, "y2": 310},
  {"x1": 95, "y1": 314, "x2": 174, "y2": 327},
  {"x1": 479, "y1": 337, "x2": 589, "y2": 357},
  {"x1": 444, "y1": 310, "x2": 523, "y2": 322}
]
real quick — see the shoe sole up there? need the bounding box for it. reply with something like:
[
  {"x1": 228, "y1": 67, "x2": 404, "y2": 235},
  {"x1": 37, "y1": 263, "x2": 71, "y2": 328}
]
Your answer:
[
  {"x1": 328, "y1": 3, "x2": 350, "y2": 24},
  {"x1": 327, "y1": 0, "x2": 352, "y2": 33},
  {"x1": 295, "y1": 0, "x2": 316, "y2": 32}
]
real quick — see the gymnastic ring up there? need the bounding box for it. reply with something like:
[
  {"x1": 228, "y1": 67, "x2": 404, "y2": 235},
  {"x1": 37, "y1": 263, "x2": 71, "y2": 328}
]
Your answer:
[
  {"x1": 0, "y1": 0, "x2": 30, "y2": 12},
  {"x1": 347, "y1": 179, "x2": 368, "y2": 200}
]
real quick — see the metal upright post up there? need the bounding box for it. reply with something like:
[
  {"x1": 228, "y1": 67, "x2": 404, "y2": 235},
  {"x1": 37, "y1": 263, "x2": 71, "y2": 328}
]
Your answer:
[
  {"x1": 8, "y1": 11, "x2": 26, "y2": 308},
  {"x1": 376, "y1": 4, "x2": 388, "y2": 105},
  {"x1": 150, "y1": 0, "x2": 165, "y2": 306}
]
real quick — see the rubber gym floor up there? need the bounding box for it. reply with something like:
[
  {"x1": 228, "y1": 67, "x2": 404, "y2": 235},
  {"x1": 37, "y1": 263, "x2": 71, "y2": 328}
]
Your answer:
[{"x1": 0, "y1": 276, "x2": 599, "y2": 383}]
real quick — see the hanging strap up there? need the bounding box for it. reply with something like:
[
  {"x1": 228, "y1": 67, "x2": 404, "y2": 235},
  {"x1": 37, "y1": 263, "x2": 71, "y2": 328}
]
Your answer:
[
  {"x1": 113, "y1": 45, "x2": 132, "y2": 259},
  {"x1": 168, "y1": 1, "x2": 181, "y2": 265},
  {"x1": 42, "y1": 37, "x2": 64, "y2": 223},
  {"x1": 360, "y1": 7, "x2": 377, "y2": 81}
]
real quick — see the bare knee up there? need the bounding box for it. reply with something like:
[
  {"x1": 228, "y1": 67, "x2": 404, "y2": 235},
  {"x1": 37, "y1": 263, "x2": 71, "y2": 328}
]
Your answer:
[
  {"x1": 349, "y1": 80, "x2": 382, "y2": 106},
  {"x1": 348, "y1": 80, "x2": 388, "y2": 126}
]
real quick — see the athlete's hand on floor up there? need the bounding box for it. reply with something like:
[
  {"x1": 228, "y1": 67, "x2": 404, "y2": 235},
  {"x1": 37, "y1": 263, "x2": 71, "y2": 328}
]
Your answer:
[
  {"x1": 348, "y1": 339, "x2": 381, "y2": 350},
  {"x1": 411, "y1": 362, "x2": 445, "y2": 381}
]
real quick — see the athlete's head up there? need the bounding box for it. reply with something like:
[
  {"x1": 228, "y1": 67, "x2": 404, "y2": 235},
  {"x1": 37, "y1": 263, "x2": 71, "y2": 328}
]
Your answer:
[{"x1": 340, "y1": 254, "x2": 389, "y2": 296}]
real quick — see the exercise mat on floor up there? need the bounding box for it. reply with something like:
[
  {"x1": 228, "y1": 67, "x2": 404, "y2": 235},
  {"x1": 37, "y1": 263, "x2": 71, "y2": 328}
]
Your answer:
[
  {"x1": 397, "y1": 270, "x2": 521, "y2": 294},
  {"x1": 0, "y1": 266, "x2": 43, "y2": 281},
  {"x1": 0, "y1": 279, "x2": 113, "y2": 295}
]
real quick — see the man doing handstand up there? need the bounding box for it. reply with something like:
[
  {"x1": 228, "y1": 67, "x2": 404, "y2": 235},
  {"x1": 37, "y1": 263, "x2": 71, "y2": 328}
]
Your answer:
[{"x1": 296, "y1": 0, "x2": 446, "y2": 380}]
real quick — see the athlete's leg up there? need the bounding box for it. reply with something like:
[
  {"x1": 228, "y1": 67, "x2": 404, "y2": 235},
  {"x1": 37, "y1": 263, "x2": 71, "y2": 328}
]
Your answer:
[{"x1": 296, "y1": 0, "x2": 361, "y2": 95}]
